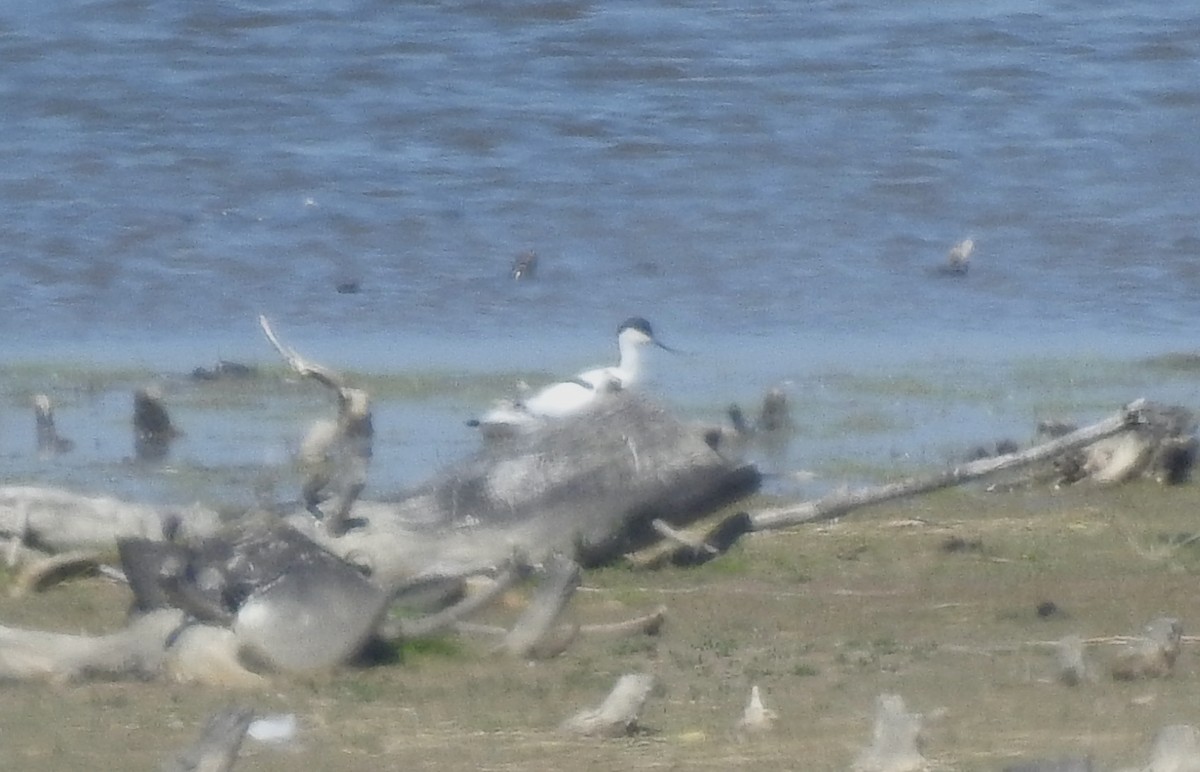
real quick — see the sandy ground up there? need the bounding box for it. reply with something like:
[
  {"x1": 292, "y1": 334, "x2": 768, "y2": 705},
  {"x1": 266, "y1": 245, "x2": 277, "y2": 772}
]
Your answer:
[{"x1": 1, "y1": 481, "x2": 1199, "y2": 771}]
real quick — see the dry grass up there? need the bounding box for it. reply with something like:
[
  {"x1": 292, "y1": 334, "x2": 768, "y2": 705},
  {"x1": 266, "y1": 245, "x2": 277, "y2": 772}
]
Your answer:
[{"x1": 3, "y1": 482, "x2": 1200, "y2": 770}]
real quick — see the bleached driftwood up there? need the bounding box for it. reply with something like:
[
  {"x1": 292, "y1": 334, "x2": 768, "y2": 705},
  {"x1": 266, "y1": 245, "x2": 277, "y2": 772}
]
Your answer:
[
  {"x1": 8, "y1": 550, "x2": 101, "y2": 597},
  {"x1": 0, "y1": 608, "x2": 184, "y2": 682},
  {"x1": 260, "y1": 315, "x2": 373, "y2": 536},
  {"x1": 33, "y1": 393, "x2": 74, "y2": 457},
  {"x1": 1111, "y1": 617, "x2": 1182, "y2": 681},
  {"x1": 378, "y1": 561, "x2": 529, "y2": 641},
  {"x1": 455, "y1": 604, "x2": 666, "y2": 645},
  {"x1": 1055, "y1": 634, "x2": 1090, "y2": 686},
  {"x1": 165, "y1": 624, "x2": 266, "y2": 688},
  {"x1": 626, "y1": 511, "x2": 752, "y2": 569},
  {"x1": 1128, "y1": 725, "x2": 1200, "y2": 772},
  {"x1": 121, "y1": 520, "x2": 392, "y2": 674},
  {"x1": 752, "y1": 399, "x2": 1157, "y2": 532},
  {"x1": 2, "y1": 389, "x2": 753, "y2": 681},
  {"x1": 736, "y1": 685, "x2": 777, "y2": 737},
  {"x1": 301, "y1": 391, "x2": 760, "y2": 587},
  {"x1": 500, "y1": 554, "x2": 580, "y2": 660},
  {"x1": 561, "y1": 673, "x2": 655, "y2": 738},
  {"x1": 853, "y1": 694, "x2": 926, "y2": 772},
  {"x1": 1004, "y1": 758, "x2": 1094, "y2": 772},
  {"x1": 579, "y1": 605, "x2": 667, "y2": 638},
  {"x1": 0, "y1": 486, "x2": 221, "y2": 554},
  {"x1": 0, "y1": 611, "x2": 264, "y2": 687},
  {"x1": 162, "y1": 706, "x2": 254, "y2": 772}
]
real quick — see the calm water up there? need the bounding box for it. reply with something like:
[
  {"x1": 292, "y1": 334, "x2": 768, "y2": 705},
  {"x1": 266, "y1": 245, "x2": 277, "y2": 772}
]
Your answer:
[{"x1": 1, "y1": 0, "x2": 1199, "y2": 502}]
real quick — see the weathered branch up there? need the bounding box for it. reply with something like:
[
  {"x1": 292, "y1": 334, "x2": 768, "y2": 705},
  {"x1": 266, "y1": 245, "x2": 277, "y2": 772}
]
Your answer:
[
  {"x1": 561, "y1": 673, "x2": 655, "y2": 737},
  {"x1": 736, "y1": 685, "x2": 777, "y2": 737},
  {"x1": 162, "y1": 706, "x2": 254, "y2": 772},
  {"x1": 649, "y1": 518, "x2": 716, "y2": 555},
  {"x1": 8, "y1": 550, "x2": 102, "y2": 597},
  {"x1": 580, "y1": 605, "x2": 667, "y2": 637},
  {"x1": 500, "y1": 554, "x2": 581, "y2": 659},
  {"x1": 751, "y1": 399, "x2": 1150, "y2": 532},
  {"x1": 1055, "y1": 634, "x2": 1089, "y2": 686},
  {"x1": 0, "y1": 486, "x2": 220, "y2": 554},
  {"x1": 309, "y1": 392, "x2": 759, "y2": 586},
  {"x1": 379, "y1": 562, "x2": 530, "y2": 642},
  {"x1": 33, "y1": 393, "x2": 74, "y2": 457},
  {"x1": 259, "y1": 315, "x2": 373, "y2": 536},
  {"x1": 1137, "y1": 725, "x2": 1200, "y2": 772},
  {"x1": 258, "y1": 315, "x2": 347, "y2": 394},
  {"x1": 1111, "y1": 616, "x2": 1182, "y2": 680},
  {"x1": 853, "y1": 694, "x2": 926, "y2": 772},
  {"x1": 626, "y1": 511, "x2": 752, "y2": 569},
  {"x1": 0, "y1": 609, "x2": 185, "y2": 683}
]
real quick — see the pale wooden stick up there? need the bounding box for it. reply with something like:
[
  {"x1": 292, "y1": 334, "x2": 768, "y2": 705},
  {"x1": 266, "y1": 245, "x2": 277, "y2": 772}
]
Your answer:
[
  {"x1": 9, "y1": 550, "x2": 101, "y2": 597},
  {"x1": 1111, "y1": 616, "x2": 1182, "y2": 680},
  {"x1": 501, "y1": 554, "x2": 581, "y2": 659},
  {"x1": 853, "y1": 694, "x2": 925, "y2": 772},
  {"x1": 736, "y1": 685, "x2": 777, "y2": 737},
  {"x1": 379, "y1": 562, "x2": 529, "y2": 642},
  {"x1": 753, "y1": 399, "x2": 1149, "y2": 531},
  {"x1": 162, "y1": 705, "x2": 255, "y2": 772},
  {"x1": 259, "y1": 315, "x2": 373, "y2": 535},
  {"x1": 561, "y1": 673, "x2": 655, "y2": 737}
]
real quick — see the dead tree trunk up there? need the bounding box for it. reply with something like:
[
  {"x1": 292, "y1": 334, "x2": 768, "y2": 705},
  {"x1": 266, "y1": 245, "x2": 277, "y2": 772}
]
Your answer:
[
  {"x1": 162, "y1": 706, "x2": 254, "y2": 772},
  {"x1": 500, "y1": 554, "x2": 581, "y2": 659},
  {"x1": 561, "y1": 673, "x2": 656, "y2": 737},
  {"x1": 751, "y1": 399, "x2": 1156, "y2": 532},
  {"x1": 304, "y1": 391, "x2": 761, "y2": 587},
  {"x1": 0, "y1": 486, "x2": 221, "y2": 553},
  {"x1": 260, "y1": 315, "x2": 373, "y2": 536}
]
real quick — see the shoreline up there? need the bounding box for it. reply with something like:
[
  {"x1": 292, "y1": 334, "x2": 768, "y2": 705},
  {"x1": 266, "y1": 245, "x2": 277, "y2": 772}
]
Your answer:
[{"x1": 1, "y1": 345, "x2": 1196, "y2": 511}]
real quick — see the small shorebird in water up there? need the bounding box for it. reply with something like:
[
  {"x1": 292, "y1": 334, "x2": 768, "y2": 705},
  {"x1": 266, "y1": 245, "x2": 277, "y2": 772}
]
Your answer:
[
  {"x1": 943, "y1": 237, "x2": 974, "y2": 275},
  {"x1": 511, "y1": 250, "x2": 538, "y2": 280},
  {"x1": 133, "y1": 385, "x2": 181, "y2": 461},
  {"x1": 470, "y1": 317, "x2": 678, "y2": 434}
]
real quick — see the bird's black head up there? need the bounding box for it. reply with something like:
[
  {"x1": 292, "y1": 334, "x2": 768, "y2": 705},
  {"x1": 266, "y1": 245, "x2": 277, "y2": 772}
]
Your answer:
[{"x1": 618, "y1": 316, "x2": 654, "y2": 338}]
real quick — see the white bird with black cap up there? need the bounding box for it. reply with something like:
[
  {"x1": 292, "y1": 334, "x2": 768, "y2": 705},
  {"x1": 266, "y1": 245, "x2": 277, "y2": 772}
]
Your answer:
[{"x1": 470, "y1": 316, "x2": 678, "y2": 434}]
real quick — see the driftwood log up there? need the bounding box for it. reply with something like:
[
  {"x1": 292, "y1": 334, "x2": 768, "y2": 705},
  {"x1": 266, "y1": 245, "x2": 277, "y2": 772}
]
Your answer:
[
  {"x1": 1129, "y1": 725, "x2": 1200, "y2": 772},
  {"x1": 561, "y1": 673, "x2": 656, "y2": 737},
  {"x1": 0, "y1": 486, "x2": 221, "y2": 554},
  {"x1": 736, "y1": 684, "x2": 778, "y2": 737},
  {"x1": 260, "y1": 315, "x2": 373, "y2": 536},
  {"x1": 0, "y1": 390, "x2": 754, "y2": 682},
  {"x1": 0, "y1": 608, "x2": 186, "y2": 683},
  {"x1": 299, "y1": 390, "x2": 761, "y2": 586},
  {"x1": 162, "y1": 706, "x2": 254, "y2": 772},
  {"x1": 1, "y1": 391, "x2": 1191, "y2": 684},
  {"x1": 1110, "y1": 616, "x2": 1182, "y2": 681},
  {"x1": 751, "y1": 399, "x2": 1185, "y2": 532},
  {"x1": 120, "y1": 520, "x2": 391, "y2": 673},
  {"x1": 852, "y1": 694, "x2": 926, "y2": 772}
]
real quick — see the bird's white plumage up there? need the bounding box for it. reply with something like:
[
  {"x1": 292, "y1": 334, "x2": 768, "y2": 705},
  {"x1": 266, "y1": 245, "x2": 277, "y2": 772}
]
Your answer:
[{"x1": 472, "y1": 318, "x2": 669, "y2": 433}]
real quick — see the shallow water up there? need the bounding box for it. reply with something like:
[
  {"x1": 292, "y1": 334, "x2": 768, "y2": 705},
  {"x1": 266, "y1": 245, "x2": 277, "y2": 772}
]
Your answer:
[
  {"x1": 1, "y1": 0, "x2": 1199, "y2": 505},
  {"x1": 3, "y1": 351, "x2": 1197, "y2": 512}
]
